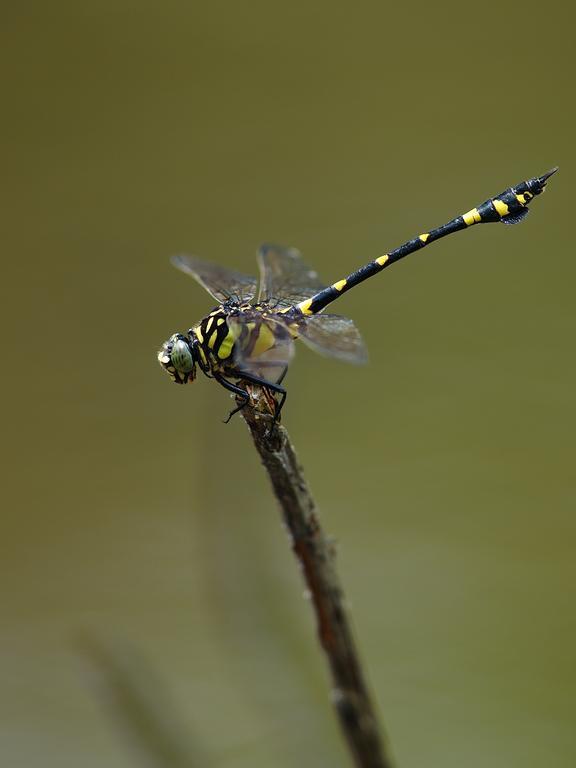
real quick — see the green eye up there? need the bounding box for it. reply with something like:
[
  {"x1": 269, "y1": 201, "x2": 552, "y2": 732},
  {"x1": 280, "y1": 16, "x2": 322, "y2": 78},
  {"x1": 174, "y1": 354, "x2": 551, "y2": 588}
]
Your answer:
[{"x1": 171, "y1": 338, "x2": 194, "y2": 372}]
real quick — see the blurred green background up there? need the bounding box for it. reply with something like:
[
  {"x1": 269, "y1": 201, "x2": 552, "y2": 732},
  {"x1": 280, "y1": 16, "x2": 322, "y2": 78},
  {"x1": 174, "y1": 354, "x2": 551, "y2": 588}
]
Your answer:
[{"x1": 2, "y1": 2, "x2": 574, "y2": 766}]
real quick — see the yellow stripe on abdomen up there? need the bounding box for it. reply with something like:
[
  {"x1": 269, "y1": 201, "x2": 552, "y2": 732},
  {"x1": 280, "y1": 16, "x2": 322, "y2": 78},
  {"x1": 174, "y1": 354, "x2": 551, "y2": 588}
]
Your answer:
[
  {"x1": 492, "y1": 198, "x2": 509, "y2": 217},
  {"x1": 298, "y1": 298, "x2": 313, "y2": 315},
  {"x1": 463, "y1": 208, "x2": 482, "y2": 226}
]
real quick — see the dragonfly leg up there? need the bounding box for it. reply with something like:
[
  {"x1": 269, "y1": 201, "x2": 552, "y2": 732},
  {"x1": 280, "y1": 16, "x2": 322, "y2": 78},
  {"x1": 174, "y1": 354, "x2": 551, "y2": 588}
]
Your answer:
[
  {"x1": 233, "y1": 371, "x2": 287, "y2": 422},
  {"x1": 214, "y1": 370, "x2": 288, "y2": 423},
  {"x1": 277, "y1": 366, "x2": 288, "y2": 385},
  {"x1": 213, "y1": 372, "x2": 250, "y2": 423}
]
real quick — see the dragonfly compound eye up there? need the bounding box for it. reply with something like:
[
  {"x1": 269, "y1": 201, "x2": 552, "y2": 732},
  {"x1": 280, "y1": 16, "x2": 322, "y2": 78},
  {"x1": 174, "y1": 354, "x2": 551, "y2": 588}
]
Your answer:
[{"x1": 157, "y1": 334, "x2": 196, "y2": 384}]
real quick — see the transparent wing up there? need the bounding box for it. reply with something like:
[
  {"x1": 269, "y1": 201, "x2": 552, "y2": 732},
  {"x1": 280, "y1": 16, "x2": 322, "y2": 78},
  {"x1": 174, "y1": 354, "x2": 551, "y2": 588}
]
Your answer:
[
  {"x1": 171, "y1": 254, "x2": 258, "y2": 304},
  {"x1": 227, "y1": 314, "x2": 295, "y2": 382},
  {"x1": 297, "y1": 313, "x2": 368, "y2": 365},
  {"x1": 257, "y1": 243, "x2": 327, "y2": 308}
]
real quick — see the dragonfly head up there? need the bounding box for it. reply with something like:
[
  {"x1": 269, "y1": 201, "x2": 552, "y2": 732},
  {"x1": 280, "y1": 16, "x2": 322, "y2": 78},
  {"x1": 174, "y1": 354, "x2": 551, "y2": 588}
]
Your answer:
[{"x1": 157, "y1": 333, "x2": 197, "y2": 384}]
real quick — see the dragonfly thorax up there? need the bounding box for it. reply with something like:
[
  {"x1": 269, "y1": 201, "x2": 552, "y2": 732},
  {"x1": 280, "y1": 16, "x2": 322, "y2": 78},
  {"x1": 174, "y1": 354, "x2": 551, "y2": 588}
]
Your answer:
[{"x1": 190, "y1": 304, "x2": 296, "y2": 380}]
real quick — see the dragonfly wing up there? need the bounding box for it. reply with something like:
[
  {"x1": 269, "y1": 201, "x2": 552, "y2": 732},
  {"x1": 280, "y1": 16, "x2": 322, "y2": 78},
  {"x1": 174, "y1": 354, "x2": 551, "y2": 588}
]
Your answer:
[
  {"x1": 171, "y1": 254, "x2": 258, "y2": 304},
  {"x1": 227, "y1": 315, "x2": 295, "y2": 382},
  {"x1": 297, "y1": 313, "x2": 368, "y2": 365},
  {"x1": 257, "y1": 244, "x2": 327, "y2": 308}
]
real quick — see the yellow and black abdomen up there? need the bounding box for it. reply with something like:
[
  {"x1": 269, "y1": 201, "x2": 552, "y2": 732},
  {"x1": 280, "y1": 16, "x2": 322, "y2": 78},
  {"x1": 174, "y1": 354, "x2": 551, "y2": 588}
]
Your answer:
[
  {"x1": 463, "y1": 187, "x2": 532, "y2": 226},
  {"x1": 460, "y1": 168, "x2": 557, "y2": 228}
]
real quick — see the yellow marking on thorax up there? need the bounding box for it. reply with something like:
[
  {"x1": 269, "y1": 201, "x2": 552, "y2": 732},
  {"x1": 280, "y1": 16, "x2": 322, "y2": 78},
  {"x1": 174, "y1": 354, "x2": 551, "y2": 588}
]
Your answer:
[
  {"x1": 493, "y1": 198, "x2": 509, "y2": 216},
  {"x1": 205, "y1": 317, "x2": 214, "y2": 333},
  {"x1": 207, "y1": 328, "x2": 218, "y2": 349},
  {"x1": 288, "y1": 322, "x2": 300, "y2": 339},
  {"x1": 251, "y1": 323, "x2": 276, "y2": 356},
  {"x1": 193, "y1": 325, "x2": 204, "y2": 343},
  {"x1": 298, "y1": 298, "x2": 314, "y2": 315},
  {"x1": 198, "y1": 346, "x2": 208, "y2": 366},
  {"x1": 375, "y1": 254, "x2": 389, "y2": 266},
  {"x1": 216, "y1": 328, "x2": 235, "y2": 359},
  {"x1": 332, "y1": 279, "x2": 347, "y2": 291},
  {"x1": 216, "y1": 318, "x2": 225, "y2": 326},
  {"x1": 419, "y1": 233, "x2": 430, "y2": 243},
  {"x1": 463, "y1": 208, "x2": 481, "y2": 226}
]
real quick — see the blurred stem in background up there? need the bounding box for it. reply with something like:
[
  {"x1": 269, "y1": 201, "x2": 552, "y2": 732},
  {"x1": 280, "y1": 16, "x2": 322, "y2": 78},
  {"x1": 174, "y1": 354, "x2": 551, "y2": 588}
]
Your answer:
[{"x1": 79, "y1": 634, "x2": 208, "y2": 768}]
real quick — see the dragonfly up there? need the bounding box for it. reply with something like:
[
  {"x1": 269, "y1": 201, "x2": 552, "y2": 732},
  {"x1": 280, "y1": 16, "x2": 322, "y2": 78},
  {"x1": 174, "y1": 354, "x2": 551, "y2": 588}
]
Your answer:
[{"x1": 158, "y1": 168, "x2": 557, "y2": 422}]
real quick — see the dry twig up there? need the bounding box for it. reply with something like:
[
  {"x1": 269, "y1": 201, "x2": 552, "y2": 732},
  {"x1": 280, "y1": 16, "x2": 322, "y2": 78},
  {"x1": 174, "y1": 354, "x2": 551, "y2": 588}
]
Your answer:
[{"x1": 241, "y1": 392, "x2": 394, "y2": 768}]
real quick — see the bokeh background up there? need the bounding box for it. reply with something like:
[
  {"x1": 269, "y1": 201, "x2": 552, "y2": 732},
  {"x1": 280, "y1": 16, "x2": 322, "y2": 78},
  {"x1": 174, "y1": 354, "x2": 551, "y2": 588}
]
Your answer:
[{"x1": 2, "y1": 2, "x2": 574, "y2": 767}]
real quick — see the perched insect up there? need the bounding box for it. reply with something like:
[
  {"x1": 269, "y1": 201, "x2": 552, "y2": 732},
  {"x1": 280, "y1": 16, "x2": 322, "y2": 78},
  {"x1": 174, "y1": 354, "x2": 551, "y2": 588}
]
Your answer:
[{"x1": 158, "y1": 168, "x2": 557, "y2": 421}]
